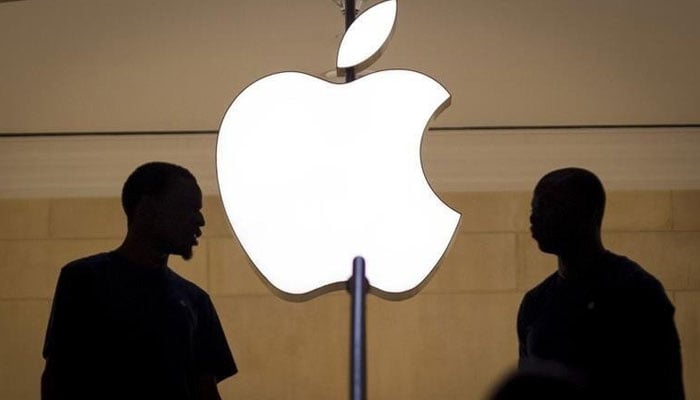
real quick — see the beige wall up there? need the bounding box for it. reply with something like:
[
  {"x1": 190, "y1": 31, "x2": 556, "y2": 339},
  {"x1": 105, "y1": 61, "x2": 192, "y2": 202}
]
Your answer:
[
  {"x1": 1, "y1": 191, "x2": 698, "y2": 399},
  {"x1": 2, "y1": 0, "x2": 699, "y2": 133}
]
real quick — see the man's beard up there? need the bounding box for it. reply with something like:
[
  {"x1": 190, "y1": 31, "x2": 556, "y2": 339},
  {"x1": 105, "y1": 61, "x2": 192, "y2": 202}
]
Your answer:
[{"x1": 178, "y1": 246, "x2": 194, "y2": 261}]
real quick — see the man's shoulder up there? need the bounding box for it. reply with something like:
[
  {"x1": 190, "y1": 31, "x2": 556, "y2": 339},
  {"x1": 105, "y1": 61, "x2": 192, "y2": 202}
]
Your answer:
[
  {"x1": 524, "y1": 271, "x2": 560, "y2": 301},
  {"x1": 61, "y1": 252, "x2": 113, "y2": 276},
  {"x1": 519, "y1": 272, "x2": 560, "y2": 320},
  {"x1": 164, "y1": 267, "x2": 210, "y2": 300},
  {"x1": 603, "y1": 251, "x2": 672, "y2": 308},
  {"x1": 603, "y1": 251, "x2": 664, "y2": 291}
]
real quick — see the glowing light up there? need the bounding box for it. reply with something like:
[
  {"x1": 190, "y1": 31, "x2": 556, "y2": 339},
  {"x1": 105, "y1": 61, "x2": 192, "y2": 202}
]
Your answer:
[{"x1": 216, "y1": 0, "x2": 460, "y2": 298}]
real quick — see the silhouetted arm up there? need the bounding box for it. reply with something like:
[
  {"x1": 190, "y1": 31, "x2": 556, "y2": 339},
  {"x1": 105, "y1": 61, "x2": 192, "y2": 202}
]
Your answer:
[
  {"x1": 624, "y1": 279, "x2": 685, "y2": 399},
  {"x1": 516, "y1": 293, "x2": 531, "y2": 366},
  {"x1": 194, "y1": 295, "x2": 237, "y2": 395},
  {"x1": 641, "y1": 289, "x2": 685, "y2": 399},
  {"x1": 41, "y1": 265, "x2": 97, "y2": 400}
]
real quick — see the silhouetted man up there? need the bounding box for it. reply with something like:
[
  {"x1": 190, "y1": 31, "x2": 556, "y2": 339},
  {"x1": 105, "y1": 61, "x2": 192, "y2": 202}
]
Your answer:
[
  {"x1": 518, "y1": 167, "x2": 684, "y2": 399},
  {"x1": 42, "y1": 162, "x2": 237, "y2": 400}
]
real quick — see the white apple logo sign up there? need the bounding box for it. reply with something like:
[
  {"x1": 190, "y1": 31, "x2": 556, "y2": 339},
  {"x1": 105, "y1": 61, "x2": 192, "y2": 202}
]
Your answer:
[{"x1": 217, "y1": 0, "x2": 460, "y2": 298}]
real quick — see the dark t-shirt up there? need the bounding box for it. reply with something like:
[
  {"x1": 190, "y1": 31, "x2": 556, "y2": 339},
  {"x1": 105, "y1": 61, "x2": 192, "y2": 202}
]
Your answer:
[
  {"x1": 517, "y1": 251, "x2": 684, "y2": 399},
  {"x1": 42, "y1": 252, "x2": 237, "y2": 400}
]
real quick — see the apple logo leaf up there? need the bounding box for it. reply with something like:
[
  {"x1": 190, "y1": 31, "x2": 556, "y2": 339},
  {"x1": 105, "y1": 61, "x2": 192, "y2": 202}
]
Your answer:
[{"x1": 337, "y1": 0, "x2": 397, "y2": 69}]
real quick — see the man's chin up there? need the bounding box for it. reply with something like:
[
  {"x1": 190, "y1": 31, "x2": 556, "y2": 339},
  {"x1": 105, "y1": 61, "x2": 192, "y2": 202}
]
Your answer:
[
  {"x1": 535, "y1": 239, "x2": 560, "y2": 255},
  {"x1": 538, "y1": 245, "x2": 558, "y2": 255},
  {"x1": 174, "y1": 247, "x2": 194, "y2": 261}
]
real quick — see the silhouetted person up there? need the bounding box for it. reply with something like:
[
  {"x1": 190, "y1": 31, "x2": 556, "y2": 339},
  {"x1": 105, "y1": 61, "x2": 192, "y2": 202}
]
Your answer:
[
  {"x1": 518, "y1": 167, "x2": 684, "y2": 399},
  {"x1": 489, "y1": 360, "x2": 589, "y2": 400},
  {"x1": 42, "y1": 162, "x2": 237, "y2": 400}
]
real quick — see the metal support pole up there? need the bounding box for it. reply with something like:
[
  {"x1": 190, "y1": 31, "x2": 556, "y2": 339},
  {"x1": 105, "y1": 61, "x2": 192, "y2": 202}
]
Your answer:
[
  {"x1": 344, "y1": 0, "x2": 356, "y2": 82},
  {"x1": 345, "y1": 3, "x2": 362, "y2": 399},
  {"x1": 349, "y1": 256, "x2": 367, "y2": 400}
]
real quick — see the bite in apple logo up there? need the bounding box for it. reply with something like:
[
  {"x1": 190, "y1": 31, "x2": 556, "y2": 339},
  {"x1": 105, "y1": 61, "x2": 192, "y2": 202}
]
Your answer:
[{"x1": 217, "y1": 0, "x2": 460, "y2": 299}]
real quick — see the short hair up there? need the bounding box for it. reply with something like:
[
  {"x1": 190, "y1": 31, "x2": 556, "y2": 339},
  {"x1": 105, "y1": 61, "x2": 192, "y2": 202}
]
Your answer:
[
  {"x1": 121, "y1": 162, "x2": 195, "y2": 222},
  {"x1": 536, "y1": 167, "x2": 606, "y2": 225}
]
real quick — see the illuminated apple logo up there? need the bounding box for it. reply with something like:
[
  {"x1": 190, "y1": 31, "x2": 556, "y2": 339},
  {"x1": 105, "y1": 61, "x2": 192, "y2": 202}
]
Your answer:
[{"x1": 217, "y1": 0, "x2": 460, "y2": 298}]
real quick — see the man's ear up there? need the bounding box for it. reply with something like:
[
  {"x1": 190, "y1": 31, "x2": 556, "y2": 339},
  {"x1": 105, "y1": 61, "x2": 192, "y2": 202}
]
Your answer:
[{"x1": 133, "y1": 194, "x2": 159, "y2": 221}]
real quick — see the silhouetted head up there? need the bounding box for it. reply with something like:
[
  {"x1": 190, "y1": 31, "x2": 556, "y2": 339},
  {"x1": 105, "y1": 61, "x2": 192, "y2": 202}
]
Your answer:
[
  {"x1": 529, "y1": 167, "x2": 605, "y2": 255},
  {"x1": 122, "y1": 162, "x2": 205, "y2": 260}
]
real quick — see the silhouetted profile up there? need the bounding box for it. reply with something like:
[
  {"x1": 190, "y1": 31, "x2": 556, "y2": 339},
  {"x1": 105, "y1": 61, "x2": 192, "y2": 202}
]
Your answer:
[
  {"x1": 42, "y1": 162, "x2": 237, "y2": 400},
  {"x1": 518, "y1": 167, "x2": 684, "y2": 399}
]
